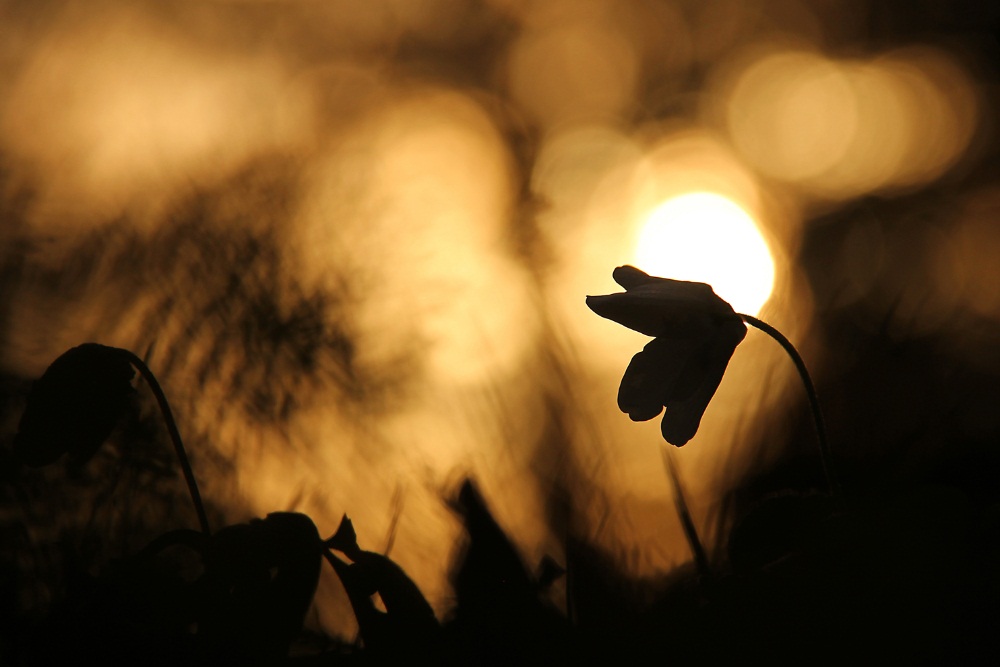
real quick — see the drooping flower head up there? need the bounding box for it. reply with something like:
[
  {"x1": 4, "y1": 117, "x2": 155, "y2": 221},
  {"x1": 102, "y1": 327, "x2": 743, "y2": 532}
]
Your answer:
[
  {"x1": 12, "y1": 342, "x2": 213, "y2": 532},
  {"x1": 586, "y1": 265, "x2": 746, "y2": 446},
  {"x1": 13, "y1": 343, "x2": 137, "y2": 467}
]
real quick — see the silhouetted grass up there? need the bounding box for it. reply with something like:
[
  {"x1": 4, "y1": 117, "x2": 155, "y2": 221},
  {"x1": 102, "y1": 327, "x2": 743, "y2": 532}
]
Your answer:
[{"x1": 2, "y1": 344, "x2": 998, "y2": 665}]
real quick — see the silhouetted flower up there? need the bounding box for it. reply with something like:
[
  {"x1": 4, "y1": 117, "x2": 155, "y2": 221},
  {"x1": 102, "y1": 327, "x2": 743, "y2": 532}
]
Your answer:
[
  {"x1": 13, "y1": 343, "x2": 136, "y2": 467},
  {"x1": 586, "y1": 265, "x2": 746, "y2": 446}
]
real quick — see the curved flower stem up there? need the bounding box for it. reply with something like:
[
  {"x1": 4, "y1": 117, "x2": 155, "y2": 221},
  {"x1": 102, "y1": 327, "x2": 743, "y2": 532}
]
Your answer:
[
  {"x1": 118, "y1": 348, "x2": 211, "y2": 535},
  {"x1": 738, "y1": 314, "x2": 840, "y2": 498}
]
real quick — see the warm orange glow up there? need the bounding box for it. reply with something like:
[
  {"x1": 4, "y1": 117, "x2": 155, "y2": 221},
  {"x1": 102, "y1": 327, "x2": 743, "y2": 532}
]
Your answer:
[
  {"x1": 634, "y1": 192, "x2": 775, "y2": 316},
  {"x1": 3, "y1": 1, "x2": 996, "y2": 651},
  {"x1": 505, "y1": 4, "x2": 640, "y2": 127},
  {"x1": 720, "y1": 45, "x2": 980, "y2": 199},
  {"x1": 533, "y1": 128, "x2": 796, "y2": 520},
  {"x1": 298, "y1": 90, "x2": 535, "y2": 387},
  {"x1": 0, "y1": 10, "x2": 309, "y2": 225},
  {"x1": 725, "y1": 50, "x2": 857, "y2": 182}
]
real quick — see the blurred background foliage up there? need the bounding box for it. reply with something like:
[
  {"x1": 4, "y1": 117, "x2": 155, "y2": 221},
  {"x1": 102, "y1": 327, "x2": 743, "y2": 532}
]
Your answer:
[{"x1": 2, "y1": 0, "x2": 1000, "y2": 641}]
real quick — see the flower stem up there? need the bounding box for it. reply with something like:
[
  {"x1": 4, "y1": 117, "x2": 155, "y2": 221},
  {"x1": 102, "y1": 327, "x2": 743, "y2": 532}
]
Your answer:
[
  {"x1": 118, "y1": 348, "x2": 211, "y2": 535},
  {"x1": 661, "y1": 444, "x2": 711, "y2": 579},
  {"x1": 738, "y1": 314, "x2": 840, "y2": 497}
]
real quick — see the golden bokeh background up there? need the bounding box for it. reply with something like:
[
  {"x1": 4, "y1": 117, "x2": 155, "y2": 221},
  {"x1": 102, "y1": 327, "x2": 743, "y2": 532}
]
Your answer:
[{"x1": 2, "y1": 0, "x2": 998, "y2": 639}]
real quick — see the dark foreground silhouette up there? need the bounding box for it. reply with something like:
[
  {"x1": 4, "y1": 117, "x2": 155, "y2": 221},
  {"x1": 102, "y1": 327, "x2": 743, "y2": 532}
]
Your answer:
[{"x1": 3, "y1": 345, "x2": 999, "y2": 665}]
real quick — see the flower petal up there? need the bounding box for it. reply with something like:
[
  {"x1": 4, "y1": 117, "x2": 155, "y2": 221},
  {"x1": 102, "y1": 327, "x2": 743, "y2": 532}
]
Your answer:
[
  {"x1": 612, "y1": 265, "x2": 660, "y2": 290},
  {"x1": 617, "y1": 336, "x2": 701, "y2": 421},
  {"x1": 588, "y1": 266, "x2": 741, "y2": 338},
  {"x1": 617, "y1": 355, "x2": 665, "y2": 421},
  {"x1": 587, "y1": 286, "x2": 727, "y2": 338},
  {"x1": 660, "y1": 318, "x2": 747, "y2": 446}
]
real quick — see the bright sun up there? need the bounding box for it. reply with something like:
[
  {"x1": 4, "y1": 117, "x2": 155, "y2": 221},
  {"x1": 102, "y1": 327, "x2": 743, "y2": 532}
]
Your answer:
[{"x1": 634, "y1": 192, "x2": 775, "y2": 315}]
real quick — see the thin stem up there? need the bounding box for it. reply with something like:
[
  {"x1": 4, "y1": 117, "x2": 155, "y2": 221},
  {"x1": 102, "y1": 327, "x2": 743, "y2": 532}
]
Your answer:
[
  {"x1": 661, "y1": 444, "x2": 711, "y2": 579},
  {"x1": 383, "y1": 485, "x2": 404, "y2": 558},
  {"x1": 119, "y1": 349, "x2": 211, "y2": 535},
  {"x1": 738, "y1": 314, "x2": 840, "y2": 498}
]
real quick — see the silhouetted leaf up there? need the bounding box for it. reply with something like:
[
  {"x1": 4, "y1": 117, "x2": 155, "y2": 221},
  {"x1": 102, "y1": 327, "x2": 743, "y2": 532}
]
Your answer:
[
  {"x1": 198, "y1": 512, "x2": 322, "y2": 664},
  {"x1": 325, "y1": 514, "x2": 443, "y2": 662},
  {"x1": 324, "y1": 514, "x2": 359, "y2": 555}
]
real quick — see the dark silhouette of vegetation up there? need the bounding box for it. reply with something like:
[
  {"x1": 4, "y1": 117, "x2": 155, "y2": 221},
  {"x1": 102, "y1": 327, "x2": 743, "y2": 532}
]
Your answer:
[
  {"x1": 14, "y1": 343, "x2": 136, "y2": 469},
  {"x1": 3, "y1": 2, "x2": 1000, "y2": 663},
  {"x1": 325, "y1": 514, "x2": 444, "y2": 664},
  {"x1": 3, "y1": 332, "x2": 999, "y2": 664}
]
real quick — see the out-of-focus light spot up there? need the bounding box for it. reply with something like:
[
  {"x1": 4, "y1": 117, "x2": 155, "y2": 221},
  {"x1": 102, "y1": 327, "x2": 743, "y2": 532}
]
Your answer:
[
  {"x1": 533, "y1": 125, "x2": 643, "y2": 233},
  {"x1": 637, "y1": 131, "x2": 765, "y2": 215},
  {"x1": 299, "y1": 89, "x2": 534, "y2": 387},
  {"x1": 634, "y1": 192, "x2": 775, "y2": 316},
  {"x1": 873, "y1": 48, "x2": 980, "y2": 188},
  {"x1": 506, "y1": 19, "x2": 638, "y2": 127},
  {"x1": 936, "y1": 192, "x2": 1000, "y2": 321},
  {"x1": 0, "y1": 9, "x2": 310, "y2": 227},
  {"x1": 726, "y1": 50, "x2": 857, "y2": 181},
  {"x1": 719, "y1": 45, "x2": 980, "y2": 200},
  {"x1": 537, "y1": 128, "x2": 780, "y2": 339}
]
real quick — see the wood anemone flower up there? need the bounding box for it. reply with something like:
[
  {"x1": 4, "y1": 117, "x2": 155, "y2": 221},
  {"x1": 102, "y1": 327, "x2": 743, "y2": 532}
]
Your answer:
[
  {"x1": 586, "y1": 265, "x2": 747, "y2": 446},
  {"x1": 13, "y1": 342, "x2": 213, "y2": 533},
  {"x1": 13, "y1": 343, "x2": 137, "y2": 467}
]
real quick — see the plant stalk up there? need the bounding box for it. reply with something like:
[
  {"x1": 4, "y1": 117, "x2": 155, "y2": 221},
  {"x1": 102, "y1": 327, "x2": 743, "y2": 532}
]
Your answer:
[
  {"x1": 661, "y1": 444, "x2": 711, "y2": 580},
  {"x1": 738, "y1": 314, "x2": 840, "y2": 497},
  {"x1": 120, "y1": 349, "x2": 211, "y2": 535}
]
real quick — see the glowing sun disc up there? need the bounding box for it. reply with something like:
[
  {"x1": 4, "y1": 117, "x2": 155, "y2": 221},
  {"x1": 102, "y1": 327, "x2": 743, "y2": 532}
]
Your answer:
[{"x1": 634, "y1": 192, "x2": 775, "y2": 315}]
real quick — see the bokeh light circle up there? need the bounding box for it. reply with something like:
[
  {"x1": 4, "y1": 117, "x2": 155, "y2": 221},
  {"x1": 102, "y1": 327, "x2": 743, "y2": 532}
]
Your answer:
[{"x1": 634, "y1": 192, "x2": 775, "y2": 315}]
